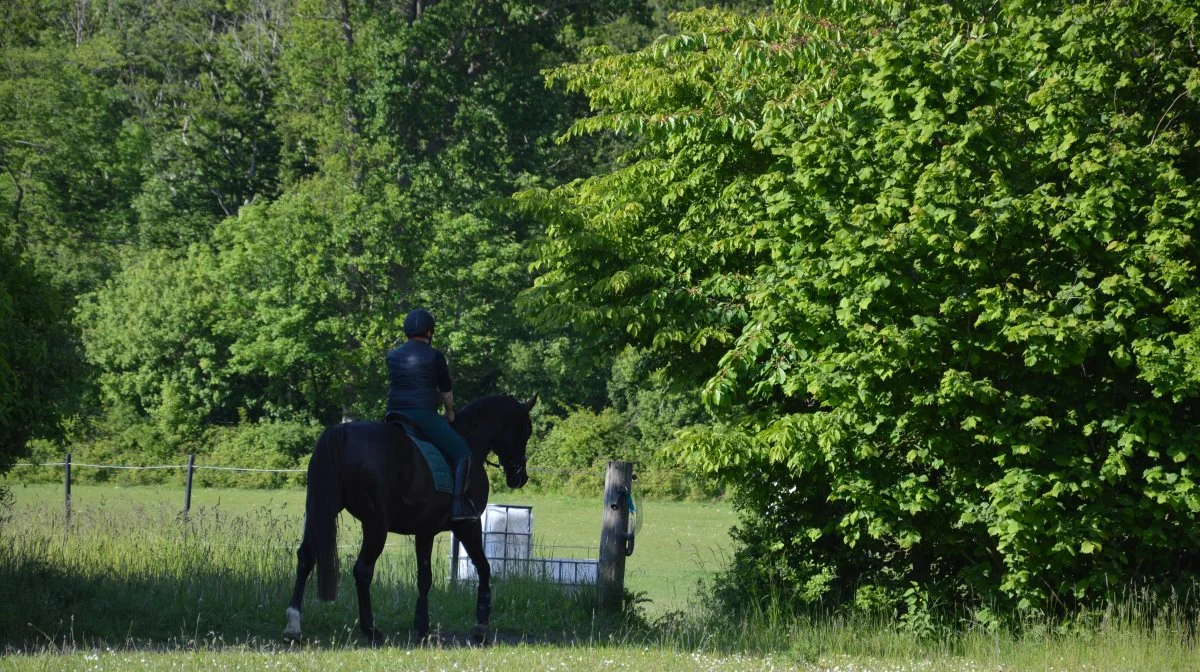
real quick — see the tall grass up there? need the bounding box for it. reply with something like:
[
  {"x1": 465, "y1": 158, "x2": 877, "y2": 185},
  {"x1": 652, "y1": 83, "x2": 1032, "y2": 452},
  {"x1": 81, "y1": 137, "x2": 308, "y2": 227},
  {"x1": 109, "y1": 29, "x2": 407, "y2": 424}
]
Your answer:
[
  {"x1": 0, "y1": 499, "x2": 604, "y2": 651},
  {"x1": 3, "y1": 490, "x2": 1199, "y2": 670},
  {"x1": 5, "y1": 483, "x2": 740, "y2": 615},
  {"x1": 635, "y1": 583, "x2": 1200, "y2": 671}
]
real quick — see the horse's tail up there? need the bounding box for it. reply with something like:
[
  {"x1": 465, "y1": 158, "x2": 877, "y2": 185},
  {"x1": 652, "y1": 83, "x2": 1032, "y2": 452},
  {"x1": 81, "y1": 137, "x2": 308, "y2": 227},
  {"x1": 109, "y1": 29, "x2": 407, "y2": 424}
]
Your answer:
[{"x1": 306, "y1": 424, "x2": 343, "y2": 602}]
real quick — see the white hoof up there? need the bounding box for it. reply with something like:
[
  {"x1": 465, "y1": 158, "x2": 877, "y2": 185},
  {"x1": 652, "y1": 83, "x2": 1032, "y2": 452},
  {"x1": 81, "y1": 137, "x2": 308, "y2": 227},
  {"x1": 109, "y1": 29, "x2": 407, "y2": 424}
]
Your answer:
[{"x1": 283, "y1": 607, "x2": 302, "y2": 641}]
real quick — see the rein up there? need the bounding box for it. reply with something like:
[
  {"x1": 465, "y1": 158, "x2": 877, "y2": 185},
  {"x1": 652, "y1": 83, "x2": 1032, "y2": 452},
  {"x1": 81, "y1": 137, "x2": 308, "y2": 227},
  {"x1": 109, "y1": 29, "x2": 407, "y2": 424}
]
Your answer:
[{"x1": 487, "y1": 453, "x2": 527, "y2": 471}]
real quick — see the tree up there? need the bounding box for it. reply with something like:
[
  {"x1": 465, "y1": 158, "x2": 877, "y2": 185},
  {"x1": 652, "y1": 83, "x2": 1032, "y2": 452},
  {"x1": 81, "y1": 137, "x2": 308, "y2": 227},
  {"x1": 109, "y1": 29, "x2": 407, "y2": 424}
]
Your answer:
[
  {"x1": 0, "y1": 37, "x2": 140, "y2": 293},
  {"x1": 408, "y1": 212, "x2": 531, "y2": 399},
  {"x1": 128, "y1": 0, "x2": 287, "y2": 246},
  {"x1": 0, "y1": 240, "x2": 73, "y2": 483},
  {"x1": 4, "y1": 0, "x2": 784, "y2": 478},
  {"x1": 213, "y1": 175, "x2": 405, "y2": 422},
  {"x1": 78, "y1": 247, "x2": 232, "y2": 439},
  {"x1": 524, "y1": 0, "x2": 1200, "y2": 615}
]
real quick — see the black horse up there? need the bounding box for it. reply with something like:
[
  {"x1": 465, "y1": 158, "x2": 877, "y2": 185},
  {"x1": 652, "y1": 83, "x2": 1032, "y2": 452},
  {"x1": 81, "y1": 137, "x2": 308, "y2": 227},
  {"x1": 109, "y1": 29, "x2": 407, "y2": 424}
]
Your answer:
[{"x1": 283, "y1": 395, "x2": 534, "y2": 643}]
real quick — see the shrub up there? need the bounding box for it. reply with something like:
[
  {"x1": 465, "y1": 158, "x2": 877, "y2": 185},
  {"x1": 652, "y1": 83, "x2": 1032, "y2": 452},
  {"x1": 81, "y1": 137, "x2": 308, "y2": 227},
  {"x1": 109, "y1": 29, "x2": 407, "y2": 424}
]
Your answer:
[
  {"x1": 196, "y1": 421, "x2": 319, "y2": 488},
  {"x1": 529, "y1": 407, "x2": 637, "y2": 496},
  {"x1": 526, "y1": 0, "x2": 1200, "y2": 615}
]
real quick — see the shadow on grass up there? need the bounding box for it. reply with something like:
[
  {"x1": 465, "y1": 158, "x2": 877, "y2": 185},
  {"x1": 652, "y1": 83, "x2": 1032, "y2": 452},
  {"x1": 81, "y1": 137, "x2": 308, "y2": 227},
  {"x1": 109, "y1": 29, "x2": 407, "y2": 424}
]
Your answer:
[
  {"x1": 0, "y1": 500, "x2": 636, "y2": 654},
  {"x1": 5, "y1": 499, "x2": 1200, "y2": 672}
]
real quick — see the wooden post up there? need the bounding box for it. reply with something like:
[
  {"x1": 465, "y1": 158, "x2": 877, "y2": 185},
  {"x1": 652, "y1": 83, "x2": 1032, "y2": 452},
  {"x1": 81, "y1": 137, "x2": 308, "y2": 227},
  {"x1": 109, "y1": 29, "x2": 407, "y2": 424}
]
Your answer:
[
  {"x1": 64, "y1": 452, "x2": 72, "y2": 530},
  {"x1": 597, "y1": 460, "x2": 632, "y2": 612},
  {"x1": 184, "y1": 454, "x2": 196, "y2": 515}
]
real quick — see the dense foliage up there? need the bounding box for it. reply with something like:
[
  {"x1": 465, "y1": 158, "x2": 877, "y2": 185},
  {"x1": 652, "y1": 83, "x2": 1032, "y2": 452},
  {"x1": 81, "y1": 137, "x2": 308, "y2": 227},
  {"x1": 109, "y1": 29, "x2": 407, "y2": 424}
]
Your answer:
[
  {"x1": 0, "y1": 243, "x2": 74, "y2": 484},
  {"x1": 524, "y1": 0, "x2": 1200, "y2": 615},
  {"x1": 0, "y1": 0, "x2": 739, "y2": 494},
  {"x1": 8, "y1": 0, "x2": 1198, "y2": 621}
]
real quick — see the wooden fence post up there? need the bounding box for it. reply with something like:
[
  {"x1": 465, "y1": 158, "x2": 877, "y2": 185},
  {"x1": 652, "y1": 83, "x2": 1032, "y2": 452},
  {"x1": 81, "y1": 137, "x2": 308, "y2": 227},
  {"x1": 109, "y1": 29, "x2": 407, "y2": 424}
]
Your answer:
[
  {"x1": 64, "y1": 452, "x2": 72, "y2": 531},
  {"x1": 183, "y1": 453, "x2": 196, "y2": 516},
  {"x1": 598, "y1": 460, "x2": 633, "y2": 612}
]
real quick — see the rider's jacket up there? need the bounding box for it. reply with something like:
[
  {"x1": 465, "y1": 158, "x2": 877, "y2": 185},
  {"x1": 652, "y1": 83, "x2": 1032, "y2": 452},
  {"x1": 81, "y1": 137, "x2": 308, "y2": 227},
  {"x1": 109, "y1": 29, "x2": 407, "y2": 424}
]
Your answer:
[{"x1": 385, "y1": 340, "x2": 452, "y2": 413}]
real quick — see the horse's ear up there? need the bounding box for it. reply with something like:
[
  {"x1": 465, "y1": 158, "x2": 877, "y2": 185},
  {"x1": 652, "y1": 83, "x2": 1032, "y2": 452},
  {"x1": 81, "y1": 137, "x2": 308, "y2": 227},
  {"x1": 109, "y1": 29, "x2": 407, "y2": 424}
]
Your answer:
[{"x1": 522, "y1": 395, "x2": 537, "y2": 413}]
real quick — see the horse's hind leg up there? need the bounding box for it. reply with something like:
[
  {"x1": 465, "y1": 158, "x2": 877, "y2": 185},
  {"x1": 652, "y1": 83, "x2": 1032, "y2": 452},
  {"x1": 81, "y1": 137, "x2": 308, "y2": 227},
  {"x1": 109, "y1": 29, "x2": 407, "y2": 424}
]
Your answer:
[
  {"x1": 353, "y1": 521, "x2": 388, "y2": 644},
  {"x1": 413, "y1": 533, "x2": 434, "y2": 640},
  {"x1": 457, "y1": 520, "x2": 493, "y2": 643},
  {"x1": 283, "y1": 537, "x2": 315, "y2": 641}
]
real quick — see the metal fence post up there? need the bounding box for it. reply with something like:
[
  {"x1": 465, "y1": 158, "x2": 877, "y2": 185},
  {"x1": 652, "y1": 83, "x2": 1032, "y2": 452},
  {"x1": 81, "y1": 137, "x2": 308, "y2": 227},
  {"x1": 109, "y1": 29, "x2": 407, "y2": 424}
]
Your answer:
[
  {"x1": 184, "y1": 454, "x2": 195, "y2": 516},
  {"x1": 64, "y1": 452, "x2": 72, "y2": 531}
]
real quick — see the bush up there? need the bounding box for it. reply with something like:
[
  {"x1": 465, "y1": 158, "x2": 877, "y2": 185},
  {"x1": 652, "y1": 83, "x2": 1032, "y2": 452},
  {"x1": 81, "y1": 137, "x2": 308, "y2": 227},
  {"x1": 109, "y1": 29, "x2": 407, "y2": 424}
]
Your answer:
[
  {"x1": 196, "y1": 421, "x2": 318, "y2": 488},
  {"x1": 522, "y1": 404, "x2": 722, "y2": 500},
  {"x1": 528, "y1": 407, "x2": 636, "y2": 496},
  {"x1": 5, "y1": 421, "x2": 318, "y2": 489},
  {"x1": 527, "y1": 0, "x2": 1200, "y2": 616}
]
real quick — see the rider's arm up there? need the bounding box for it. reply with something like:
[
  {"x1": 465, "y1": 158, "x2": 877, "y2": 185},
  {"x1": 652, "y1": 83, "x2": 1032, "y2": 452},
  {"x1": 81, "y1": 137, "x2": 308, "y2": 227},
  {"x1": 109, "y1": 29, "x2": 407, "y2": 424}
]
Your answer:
[{"x1": 435, "y1": 351, "x2": 455, "y2": 422}]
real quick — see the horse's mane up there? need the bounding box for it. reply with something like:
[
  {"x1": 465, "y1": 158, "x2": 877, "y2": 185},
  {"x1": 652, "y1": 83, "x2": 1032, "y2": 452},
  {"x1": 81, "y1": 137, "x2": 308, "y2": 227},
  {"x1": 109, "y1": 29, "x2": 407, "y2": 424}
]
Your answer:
[{"x1": 457, "y1": 395, "x2": 522, "y2": 426}]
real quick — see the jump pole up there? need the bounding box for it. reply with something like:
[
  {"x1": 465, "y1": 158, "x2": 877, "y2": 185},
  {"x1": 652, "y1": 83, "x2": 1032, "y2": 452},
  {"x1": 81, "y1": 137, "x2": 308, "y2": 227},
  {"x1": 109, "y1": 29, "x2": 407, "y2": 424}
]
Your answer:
[{"x1": 597, "y1": 460, "x2": 633, "y2": 612}]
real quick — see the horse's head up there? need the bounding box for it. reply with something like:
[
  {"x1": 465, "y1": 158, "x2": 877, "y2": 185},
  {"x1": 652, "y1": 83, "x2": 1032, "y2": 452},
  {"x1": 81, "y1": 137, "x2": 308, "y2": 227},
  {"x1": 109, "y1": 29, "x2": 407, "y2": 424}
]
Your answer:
[
  {"x1": 457, "y1": 394, "x2": 536, "y2": 489},
  {"x1": 494, "y1": 395, "x2": 535, "y2": 489}
]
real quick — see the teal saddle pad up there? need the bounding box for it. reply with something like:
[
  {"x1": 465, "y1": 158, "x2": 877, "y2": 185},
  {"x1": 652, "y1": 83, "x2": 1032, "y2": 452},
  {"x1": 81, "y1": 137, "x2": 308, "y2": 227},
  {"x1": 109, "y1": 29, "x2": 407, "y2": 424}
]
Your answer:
[{"x1": 406, "y1": 430, "x2": 453, "y2": 494}]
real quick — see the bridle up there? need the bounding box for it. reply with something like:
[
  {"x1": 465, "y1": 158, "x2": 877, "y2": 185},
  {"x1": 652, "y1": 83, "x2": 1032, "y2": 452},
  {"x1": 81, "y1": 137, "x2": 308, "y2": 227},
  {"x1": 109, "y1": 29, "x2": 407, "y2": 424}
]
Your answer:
[
  {"x1": 468, "y1": 399, "x2": 533, "y2": 478},
  {"x1": 487, "y1": 452, "x2": 527, "y2": 474}
]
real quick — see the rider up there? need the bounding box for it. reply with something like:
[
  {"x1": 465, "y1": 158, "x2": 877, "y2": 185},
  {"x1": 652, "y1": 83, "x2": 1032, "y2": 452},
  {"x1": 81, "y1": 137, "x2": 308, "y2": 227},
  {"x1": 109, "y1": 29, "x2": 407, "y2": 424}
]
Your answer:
[{"x1": 385, "y1": 308, "x2": 477, "y2": 521}]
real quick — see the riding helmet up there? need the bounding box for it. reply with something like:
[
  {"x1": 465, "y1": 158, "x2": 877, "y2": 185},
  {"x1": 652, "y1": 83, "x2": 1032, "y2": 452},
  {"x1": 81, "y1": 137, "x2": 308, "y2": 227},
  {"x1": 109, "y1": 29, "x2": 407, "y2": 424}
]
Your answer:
[{"x1": 403, "y1": 308, "x2": 436, "y2": 337}]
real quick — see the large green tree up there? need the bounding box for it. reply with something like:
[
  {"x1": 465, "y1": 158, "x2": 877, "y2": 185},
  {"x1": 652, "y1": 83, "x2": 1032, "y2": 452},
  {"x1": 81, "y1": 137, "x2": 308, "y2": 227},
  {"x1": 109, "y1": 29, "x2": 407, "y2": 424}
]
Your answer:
[
  {"x1": 525, "y1": 0, "x2": 1200, "y2": 615},
  {"x1": 78, "y1": 0, "x2": 665, "y2": 435},
  {"x1": 7, "y1": 0, "x2": 767, "y2": 481},
  {"x1": 124, "y1": 0, "x2": 288, "y2": 247},
  {"x1": 0, "y1": 240, "x2": 74, "y2": 483},
  {"x1": 0, "y1": 38, "x2": 140, "y2": 292},
  {"x1": 78, "y1": 247, "x2": 231, "y2": 435}
]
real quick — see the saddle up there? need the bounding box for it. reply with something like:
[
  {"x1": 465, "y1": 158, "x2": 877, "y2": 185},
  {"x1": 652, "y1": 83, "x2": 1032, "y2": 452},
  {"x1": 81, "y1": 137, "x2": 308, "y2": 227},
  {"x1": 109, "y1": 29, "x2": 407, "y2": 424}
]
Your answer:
[{"x1": 385, "y1": 412, "x2": 453, "y2": 494}]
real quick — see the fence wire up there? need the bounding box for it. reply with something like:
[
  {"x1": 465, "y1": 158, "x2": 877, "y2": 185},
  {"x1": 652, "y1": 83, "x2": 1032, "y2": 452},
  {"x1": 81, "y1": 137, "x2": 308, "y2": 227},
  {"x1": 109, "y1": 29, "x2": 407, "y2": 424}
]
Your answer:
[
  {"x1": 15, "y1": 461, "x2": 305, "y2": 473},
  {"x1": 13, "y1": 458, "x2": 633, "y2": 589},
  {"x1": 13, "y1": 461, "x2": 602, "y2": 477}
]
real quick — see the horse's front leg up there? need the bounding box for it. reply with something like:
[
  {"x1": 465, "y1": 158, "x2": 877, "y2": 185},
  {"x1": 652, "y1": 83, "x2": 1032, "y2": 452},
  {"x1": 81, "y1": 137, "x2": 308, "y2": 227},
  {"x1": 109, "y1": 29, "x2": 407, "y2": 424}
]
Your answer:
[
  {"x1": 413, "y1": 533, "x2": 434, "y2": 640},
  {"x1": 354, "y1": 522, "x2": 388, "y2": 644},
  {"x1": 456, "y1": 519, "x2": 492, "y2": 643}
]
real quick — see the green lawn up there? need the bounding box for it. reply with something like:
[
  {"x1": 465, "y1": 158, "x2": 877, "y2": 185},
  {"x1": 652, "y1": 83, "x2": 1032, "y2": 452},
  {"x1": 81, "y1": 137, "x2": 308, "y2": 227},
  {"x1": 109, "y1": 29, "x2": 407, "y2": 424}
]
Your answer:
[
  {"x1": 6, "y1": 634, "x2": 1200, "y2": 671},
  {"x1": 6, "y1": 484, "x2": 1199, "y2": 670},
  {"x1": 5, "y1": 484, "x2": 736, "y2": 615},
  {"x1": 1, "y1": 646, "x2": 803, "y2": 671}
]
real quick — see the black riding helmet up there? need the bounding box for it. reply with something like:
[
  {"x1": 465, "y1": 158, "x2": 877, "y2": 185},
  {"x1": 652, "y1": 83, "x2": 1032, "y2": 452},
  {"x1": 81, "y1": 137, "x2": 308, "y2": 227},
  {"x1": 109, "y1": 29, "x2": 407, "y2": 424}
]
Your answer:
[{"x1": 403, "y1": 308, "x2": 436, "y2": 337}]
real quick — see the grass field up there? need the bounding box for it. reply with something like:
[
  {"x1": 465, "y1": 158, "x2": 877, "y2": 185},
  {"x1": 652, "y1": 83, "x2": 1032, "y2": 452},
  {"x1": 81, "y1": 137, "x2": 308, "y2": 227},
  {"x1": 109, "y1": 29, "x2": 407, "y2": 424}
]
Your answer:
[
  {"x1": 3, "y1": 483, "x2": 736, "y2": 616},
  {"x1": 1, "y1": 647, "x2": 805, "y2": 671},
  {"x1": 4, "y1": 484, "x2": 1200, "y2": 670}
]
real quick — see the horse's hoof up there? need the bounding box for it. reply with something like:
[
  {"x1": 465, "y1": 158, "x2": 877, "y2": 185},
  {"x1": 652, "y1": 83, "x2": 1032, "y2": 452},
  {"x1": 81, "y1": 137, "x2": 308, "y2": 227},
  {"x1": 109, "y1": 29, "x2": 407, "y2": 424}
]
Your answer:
[
  {"x1": 361, "y1": 627, "x2": 386, "y2": 646},
  {"x1": 419, "y1": 629, "x2": 447, "y2": 647},
  {"x1": 283, "y1": 607, "x2": 302, "y2": 642},
  {"x1": 473, "y1": 624, "x2": 491, "y2": 645}
]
